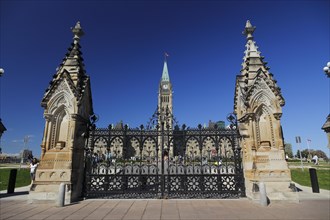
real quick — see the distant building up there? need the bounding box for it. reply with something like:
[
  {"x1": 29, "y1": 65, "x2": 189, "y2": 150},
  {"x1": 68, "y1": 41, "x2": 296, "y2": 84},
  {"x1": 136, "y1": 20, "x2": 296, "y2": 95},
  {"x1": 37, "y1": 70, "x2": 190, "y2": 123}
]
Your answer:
[
  {"x1": 208, "y1": 120, "x2": 225, "y2": 129},
  {"x1": 21, "y1": 149, "x2": 33, "y2": 162},
  {"x1": 0, "y1": 151, "x2": 32, "y2": 163}
]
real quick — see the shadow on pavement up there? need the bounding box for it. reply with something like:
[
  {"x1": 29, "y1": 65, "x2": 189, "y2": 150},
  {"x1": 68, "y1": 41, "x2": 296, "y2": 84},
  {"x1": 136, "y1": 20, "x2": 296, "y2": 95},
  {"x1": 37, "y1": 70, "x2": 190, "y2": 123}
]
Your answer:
[{"x1": 0, "y1": 191, "x2": 29, "y2": 198}]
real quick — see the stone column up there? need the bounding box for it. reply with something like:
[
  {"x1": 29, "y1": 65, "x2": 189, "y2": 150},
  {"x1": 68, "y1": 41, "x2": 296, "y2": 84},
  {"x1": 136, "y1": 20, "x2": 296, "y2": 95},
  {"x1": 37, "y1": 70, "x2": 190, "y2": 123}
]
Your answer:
[{"x1": 41, "y1": 114, "x2": 52, "y2": 158}]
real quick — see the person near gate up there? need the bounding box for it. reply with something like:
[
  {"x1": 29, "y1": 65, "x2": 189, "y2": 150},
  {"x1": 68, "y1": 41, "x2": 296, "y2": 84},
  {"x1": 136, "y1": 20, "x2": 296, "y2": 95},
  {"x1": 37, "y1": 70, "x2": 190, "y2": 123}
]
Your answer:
[
  {"x1": 312, "y1": 155, "x2": 319, "y2": 165},
  {"x1": 30, "y1": 158, "x2": 39, "y2": 182}
]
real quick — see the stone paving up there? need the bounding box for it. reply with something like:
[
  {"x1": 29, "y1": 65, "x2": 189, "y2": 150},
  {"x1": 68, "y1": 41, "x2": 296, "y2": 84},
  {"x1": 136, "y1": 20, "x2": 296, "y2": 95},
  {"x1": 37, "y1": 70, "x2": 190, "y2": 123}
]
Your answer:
[
  {"x1": 1, "y1": 198, "x2": 329, "y2": 220},
  {"x1": 0, "y1": 184, "x2": 329, "y2": 220}
]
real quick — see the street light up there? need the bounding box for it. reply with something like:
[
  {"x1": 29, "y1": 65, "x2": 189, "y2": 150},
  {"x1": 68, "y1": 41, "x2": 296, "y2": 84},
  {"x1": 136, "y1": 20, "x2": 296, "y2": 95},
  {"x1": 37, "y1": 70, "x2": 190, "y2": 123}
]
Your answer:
[
  {"x1": 0, "y1": 68, "x2": 6, "y2": 150},
  {"x1": 322, "y1": 61, "x2": 330, "y2": 149},
  {"x1": 20, "y1": 135, "x2": 30, "y2": 169},
  {"x1": 323, "y1": 62, "x2": 330, "y2": 77},
  {"x1": 295, "y1": 136, "x2": 304, "y2": 171}
]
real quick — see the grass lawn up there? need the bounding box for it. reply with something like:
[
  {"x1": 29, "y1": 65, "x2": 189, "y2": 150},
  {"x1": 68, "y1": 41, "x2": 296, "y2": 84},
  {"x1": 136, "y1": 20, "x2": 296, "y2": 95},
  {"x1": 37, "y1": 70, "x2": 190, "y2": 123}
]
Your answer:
[
  {"x1": 288, "y1": 161, "x2": 330, "y2": 169},
  {"x1": 0, "y1": 168, "x2": 31, "y2": 191},
  {"x1": 291, "y1": 168, "x2": 330, "y2": 190}
]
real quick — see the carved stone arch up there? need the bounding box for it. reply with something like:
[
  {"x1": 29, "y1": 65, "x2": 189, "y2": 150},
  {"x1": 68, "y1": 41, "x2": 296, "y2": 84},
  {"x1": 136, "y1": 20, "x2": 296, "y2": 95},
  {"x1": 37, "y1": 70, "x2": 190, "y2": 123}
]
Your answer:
[
  {"x1": 250, "y1": 89, "x2": 274, "y2": 113},
  {"x1": 49, "y1": 104, "x2": 70, "y2": 150},
  {"x1": 254, "y1": 104, "x2": 275, "y2": 150},
  {"x1": 47, "y1": 90, "x2": 75, "y2": 115}
]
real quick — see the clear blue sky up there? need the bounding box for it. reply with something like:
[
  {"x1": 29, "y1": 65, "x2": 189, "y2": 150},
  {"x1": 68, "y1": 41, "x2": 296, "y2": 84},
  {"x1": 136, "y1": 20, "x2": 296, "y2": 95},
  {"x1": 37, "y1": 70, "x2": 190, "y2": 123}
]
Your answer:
[{"x1": 0, "y1": 0, "x2": 329, "y2": 157}]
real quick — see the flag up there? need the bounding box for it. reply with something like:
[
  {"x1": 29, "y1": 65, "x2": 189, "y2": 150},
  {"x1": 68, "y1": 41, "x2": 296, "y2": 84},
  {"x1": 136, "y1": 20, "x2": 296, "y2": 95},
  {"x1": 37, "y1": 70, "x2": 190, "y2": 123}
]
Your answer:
[
  {"x1": 164, "y1": 52, "x2": 169, "y2": 57},
  {"x1": 307, "y1": 139, "x2": 311, "y2": 142}
]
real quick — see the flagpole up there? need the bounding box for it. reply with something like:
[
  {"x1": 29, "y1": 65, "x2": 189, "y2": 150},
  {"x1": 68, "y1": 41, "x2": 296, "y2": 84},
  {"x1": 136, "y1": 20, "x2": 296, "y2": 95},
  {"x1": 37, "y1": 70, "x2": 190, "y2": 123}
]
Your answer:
[
  {"x1": 296, "y1": 136, "x2": 304, "y2": 171},
  {"x1": 164, "y1": 52, "x2": 169, "y2": 62},
  {"x1": 307, "y1": 139, "x2": 311, "y2": 161}
]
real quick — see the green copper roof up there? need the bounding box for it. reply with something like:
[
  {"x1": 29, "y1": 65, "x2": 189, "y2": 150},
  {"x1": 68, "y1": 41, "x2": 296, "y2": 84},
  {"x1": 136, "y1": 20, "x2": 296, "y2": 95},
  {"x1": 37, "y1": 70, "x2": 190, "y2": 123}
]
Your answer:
[{"x1": 161, "y1": 60, "x2": 170, "y2": 82}]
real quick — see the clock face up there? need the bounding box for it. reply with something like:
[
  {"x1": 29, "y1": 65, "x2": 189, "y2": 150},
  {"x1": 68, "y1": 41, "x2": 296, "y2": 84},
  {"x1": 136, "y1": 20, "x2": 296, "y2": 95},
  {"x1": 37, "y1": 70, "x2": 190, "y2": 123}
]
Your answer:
[{"x1": 163, "y1": 84, "x2": 168, "y2": 89}]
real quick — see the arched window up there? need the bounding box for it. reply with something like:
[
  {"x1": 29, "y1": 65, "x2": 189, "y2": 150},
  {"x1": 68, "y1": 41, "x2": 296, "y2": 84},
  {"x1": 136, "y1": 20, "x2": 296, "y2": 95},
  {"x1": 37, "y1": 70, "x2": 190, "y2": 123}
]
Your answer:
[
  {"x1": 256, "y1": 105, "x2": 273, "y2": 148},
  {"x1": 50, "y1": 106, "x2": 69, "y2": 149},
  {"x1": 56, "y1": 110, "x2": 69, "y2": 145}
]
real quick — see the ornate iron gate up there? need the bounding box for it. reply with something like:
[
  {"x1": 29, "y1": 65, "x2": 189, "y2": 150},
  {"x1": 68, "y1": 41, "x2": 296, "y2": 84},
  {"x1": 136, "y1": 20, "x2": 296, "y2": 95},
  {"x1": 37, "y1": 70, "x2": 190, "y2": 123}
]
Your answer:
[{"x1": 84, "y1": 114, "x2": 245, "y2": 199}]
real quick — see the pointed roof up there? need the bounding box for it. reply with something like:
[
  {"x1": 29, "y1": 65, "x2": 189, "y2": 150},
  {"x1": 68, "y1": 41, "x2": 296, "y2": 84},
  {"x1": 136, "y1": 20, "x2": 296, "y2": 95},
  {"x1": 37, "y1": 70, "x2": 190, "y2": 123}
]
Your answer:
[
  {"x1": 242, "y1": 20, "x2": 261, "y2": 61},
  {"x1": 234, "y1": 20, "x2": 285, "y2": 115},
  {"x1": 42, "y1": 22, "x2": 91, "y2": 106},
  {"x1": 322, "y1": 114, "x2": 330, "y2": 133},
  {"x1": 161, "y1": 60, "x2": 170, "y2": 82},
  {"x1": 0, "y1": 118, "x2": 7, "y2": 137},
  {"x1": 60, "y1": 21, "x2": 86, "y2": 76}
]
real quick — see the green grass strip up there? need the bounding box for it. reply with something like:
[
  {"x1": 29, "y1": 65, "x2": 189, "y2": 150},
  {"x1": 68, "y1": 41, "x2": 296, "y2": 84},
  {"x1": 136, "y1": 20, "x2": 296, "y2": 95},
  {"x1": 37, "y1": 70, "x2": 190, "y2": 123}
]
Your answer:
[
  {"x1": 0, "y1": 168, "x2": 31, "y2": 191},
  {"x1": 291, "y1": 168, "x2": 330, "y2": 190}
]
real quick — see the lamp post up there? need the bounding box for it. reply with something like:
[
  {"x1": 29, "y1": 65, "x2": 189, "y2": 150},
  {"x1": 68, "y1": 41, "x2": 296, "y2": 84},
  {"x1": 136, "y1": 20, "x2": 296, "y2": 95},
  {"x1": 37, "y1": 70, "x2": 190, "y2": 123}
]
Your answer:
[
  {"x1": 0, "y1": 68, "x2": 6, "y2": 143},
  {"x1": 322, "y1": 62, "x2": 330, "y2": 149},
  {"x1": 307, "y1": 139, "x2": 312, "y2": 161},
  {"x1": 323, "y1": 62, "x2": 330, "y2": 77},
  {"x1": 20, "y1": 135, "x2": 30, "y2": 170},
  {"x1": 296, "y1": 136, "x2": 304, "y2": 171}
]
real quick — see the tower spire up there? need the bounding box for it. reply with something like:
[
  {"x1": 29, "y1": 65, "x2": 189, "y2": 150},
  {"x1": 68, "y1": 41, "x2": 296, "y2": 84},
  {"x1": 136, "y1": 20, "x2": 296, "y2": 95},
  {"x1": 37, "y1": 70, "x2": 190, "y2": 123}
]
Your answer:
[
  {"x1": 42, "y1": 22, "x2": 89, "y2": 104},
  {"x1": 161, "y1": 53, "x2": 170, "y2": 82},
  {"x1": 242, "y1": 20, "x2": 261, "y2": 63},
  {"x1": 236, "y1": 20, "x2": 285, "y2": 109}
]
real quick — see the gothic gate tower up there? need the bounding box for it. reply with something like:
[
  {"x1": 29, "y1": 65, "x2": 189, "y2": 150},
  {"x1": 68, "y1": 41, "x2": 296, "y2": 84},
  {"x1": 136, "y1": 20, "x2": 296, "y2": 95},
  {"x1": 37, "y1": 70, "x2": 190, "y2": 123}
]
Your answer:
[
  {"x1": 29, "y1": 22, "x2": 93, "y2": 203},
  {"x1": 234, "y1": 21, "x2": 295, "y2": 200},
  {"x1": 158, "y1": 57, "x2": 173, "y2": 155}
]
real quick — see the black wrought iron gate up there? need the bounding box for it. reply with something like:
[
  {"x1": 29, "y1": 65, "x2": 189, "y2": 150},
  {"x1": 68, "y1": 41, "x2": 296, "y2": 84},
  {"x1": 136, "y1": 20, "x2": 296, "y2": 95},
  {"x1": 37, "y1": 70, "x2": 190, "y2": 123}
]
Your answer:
[{"x1": 84, "y1": 115, "x2": 245, "y2": 199}]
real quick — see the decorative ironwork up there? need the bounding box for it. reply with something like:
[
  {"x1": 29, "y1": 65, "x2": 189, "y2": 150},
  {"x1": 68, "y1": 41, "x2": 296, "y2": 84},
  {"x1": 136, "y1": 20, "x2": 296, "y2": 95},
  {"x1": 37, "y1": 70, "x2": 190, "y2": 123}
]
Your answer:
[{"x1": 84, "y1": 113, "x2": 245, "y2": 199}]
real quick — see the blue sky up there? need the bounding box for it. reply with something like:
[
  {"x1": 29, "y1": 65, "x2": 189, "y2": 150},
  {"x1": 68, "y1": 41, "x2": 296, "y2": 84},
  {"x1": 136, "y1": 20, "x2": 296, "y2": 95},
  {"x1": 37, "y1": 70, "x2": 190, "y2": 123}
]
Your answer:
[{"x1": 0, "y1": 0, "x2": 329, "y2": 157}]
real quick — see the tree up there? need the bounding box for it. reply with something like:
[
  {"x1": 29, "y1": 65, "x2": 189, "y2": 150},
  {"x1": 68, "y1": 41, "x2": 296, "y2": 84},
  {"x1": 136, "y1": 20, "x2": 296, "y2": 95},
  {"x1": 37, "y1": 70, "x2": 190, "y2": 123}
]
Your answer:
[
  {"x1": 311, "y1": 149, "x2": 329, "y2": 161},
  {"x1": 296, "y1": 150, "x2": 301, "y2": 158},
  {"x1": 296, "y1": 149, "x2": 329, "y2": 161},
  {"x1": 284, "y1": 143, "x2": 293, "y2": 158},
  {"x1": 301, "y1": 149, "x2": 309, "y2": 159}
]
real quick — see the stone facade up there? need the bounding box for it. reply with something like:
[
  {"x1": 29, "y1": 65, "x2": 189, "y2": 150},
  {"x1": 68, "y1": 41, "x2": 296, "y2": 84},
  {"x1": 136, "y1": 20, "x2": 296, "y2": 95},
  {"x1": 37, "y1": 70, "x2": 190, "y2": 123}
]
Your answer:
[
  {"x1": 29, "y1": 22, "x2": 93, "y2": 203},
  {"x1": 234, "y1": 21, "x2": 296, "y2": 200}
]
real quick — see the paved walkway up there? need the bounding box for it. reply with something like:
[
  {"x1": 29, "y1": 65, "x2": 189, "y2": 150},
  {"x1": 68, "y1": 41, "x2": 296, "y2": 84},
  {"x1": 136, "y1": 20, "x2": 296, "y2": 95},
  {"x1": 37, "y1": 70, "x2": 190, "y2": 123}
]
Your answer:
[{"x1": 0, "y1": 184, "x2": 329, "y2": 220}]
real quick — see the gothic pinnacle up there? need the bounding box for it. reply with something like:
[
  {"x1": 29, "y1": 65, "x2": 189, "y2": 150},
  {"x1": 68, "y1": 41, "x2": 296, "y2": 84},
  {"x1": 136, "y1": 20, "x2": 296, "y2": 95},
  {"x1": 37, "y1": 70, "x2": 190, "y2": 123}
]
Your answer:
[
  {"x1": 71, "y1": 21, "x2": 84, "y2": 44},
  {"x1": 243, "y1": 20, "x2": 256, "y2": 40}
]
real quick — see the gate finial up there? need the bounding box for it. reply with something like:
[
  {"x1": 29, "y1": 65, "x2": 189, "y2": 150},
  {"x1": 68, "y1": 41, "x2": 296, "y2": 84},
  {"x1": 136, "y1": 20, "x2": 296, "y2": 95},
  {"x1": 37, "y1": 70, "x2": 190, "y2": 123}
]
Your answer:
[{"x1": 71, "y1": 21, "x2": 84, "y2": 44}]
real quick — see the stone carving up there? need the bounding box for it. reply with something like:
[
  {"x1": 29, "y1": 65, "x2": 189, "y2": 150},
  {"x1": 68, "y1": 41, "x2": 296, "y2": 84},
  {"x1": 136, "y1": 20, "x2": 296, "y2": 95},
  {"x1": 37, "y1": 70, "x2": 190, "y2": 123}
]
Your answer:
[
  {"x1": 234, "y1": 21, "x2": 294, "y2": 201},
  {"x1": 54, "y1": 79, "x2": 71, "y2": 96},
  {"x1": 30, "y1": 22, "x2": 93, "y2": 204}
]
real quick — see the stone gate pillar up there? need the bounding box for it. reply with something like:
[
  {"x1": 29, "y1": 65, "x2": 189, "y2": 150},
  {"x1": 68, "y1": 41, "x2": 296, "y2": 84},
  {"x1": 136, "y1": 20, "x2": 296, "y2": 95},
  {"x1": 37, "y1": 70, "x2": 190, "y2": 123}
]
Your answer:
[
  {"x1": 29, "y1": 22, "x2": 93, "y2": 203},
  {"x1": 234, "y1": 21, "x2": 296, "y2": 201}
]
